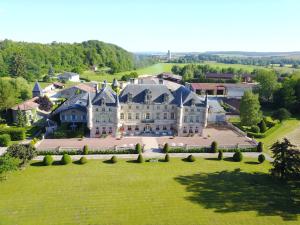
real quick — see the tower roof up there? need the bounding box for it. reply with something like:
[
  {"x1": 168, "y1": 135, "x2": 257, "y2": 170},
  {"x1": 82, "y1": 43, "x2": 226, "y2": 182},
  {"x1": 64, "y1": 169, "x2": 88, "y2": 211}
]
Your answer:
[{"x1": 32, "y1": 81, "x2": 42, "y2": 93}]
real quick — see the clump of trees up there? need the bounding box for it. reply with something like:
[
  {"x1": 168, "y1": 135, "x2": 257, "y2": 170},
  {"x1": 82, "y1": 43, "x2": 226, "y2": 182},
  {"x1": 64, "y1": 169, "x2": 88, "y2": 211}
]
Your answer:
[
  {"x1": 270, "y1": 138, "x2": 300, "y2": 180},
  {"x1": 35, "y1": 96, "x2": 53, "y2": 112},
  {"x1": 6, "y1": 144, "x2": 36, "y2": 166}
]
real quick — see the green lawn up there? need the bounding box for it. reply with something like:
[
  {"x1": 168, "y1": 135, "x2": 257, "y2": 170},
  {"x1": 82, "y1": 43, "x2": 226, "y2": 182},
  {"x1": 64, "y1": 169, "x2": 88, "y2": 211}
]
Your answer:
[{"x1": 0, "y1": 158, "x2": 299, "y2": 225}]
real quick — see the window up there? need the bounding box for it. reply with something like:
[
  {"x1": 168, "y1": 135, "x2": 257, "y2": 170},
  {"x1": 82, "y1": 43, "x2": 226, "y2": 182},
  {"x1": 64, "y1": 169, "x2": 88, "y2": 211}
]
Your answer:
[
  {"x1": 71, "y1": 114, "x2": 76, "y2": 121},
  {"x1": 108, "y1": 127, "x2": 112, "y2": 134},
  {"x1": 164, "y1": 105, "x2": 168, "y2": 110},
  {"x1": 163, "y1": 113, "x2": 167, "y2": 120},
  {"x1": 102, "y1": 108, "x2": 105, "y2": 112},
  {"x1": 146, "y1": 113, "x2": 150, "y2": 119},
  {"x1": 172, "y1": 106, "x2": 175, "y2": 109},
  {"x1": 197, "y1": 108, "x2": 201, "y2": 112},
  {"x1": 189, "y1": 127, "x2": 193, "y2": 133},
  {"x1": 190, "y1": 116, "x2": 193, "y2": 122},
  {"x1": 96, "y1": 127, "x2": 99, "y2": 135},
  {"x1": 195, "y1": 127, "x2": 199, "y2": 133},
  {"x1": 128, "y1": 113, "x2": 132, "y2": 120},
  {"x1": 108, "y1": 108, "x2": 112, "y2": 112},
  {"x1": 135, "y1": 113, "x2": 139, "y2": 120},
  {"x1": 128, "y1": 126, "x2": 132, "y2": 131},
  {"x1": 184, "y1": 116, "x2": 187, "y2": 123},
  {"x1": 183, "y1": 127, "x2": 187, "y2": 133},
  {"x1": 61, "y1": 115, "x2": 65, "y2": 121},
  {"x1": 163, "y1": 125, "x2": 167, "y2": 130},
  {"x1": 157, "y1": 105, "x2": 160, "y2": 110},
  {"x1": 96, "y1": 108, "x2": 98, "y2": 112},
  {"x1": 136, "y1": 105, "x2": 139, "y2": 109},
  {"x1": 82, "y1": 115, "x2": 85, "y2": 120},
  {"x1": 120, "y1": 113, "x2": 124, "y2": 119},
  {"x1": 108, "y1": 117, "x2": 111, "y2": 122},
  {"x1": 135, "y1": 126, "x2": 139, "y2": 131},
  {"x1": 128, "y1": 105, "x2": 131, "y2": 109},
  {"x1": 156, "y1": 125, "x2": 160, "y2": 131},
  {"x1": 170, "y1": 112, "x2": 175, "y2": 119},
  {"x1": 191, "y1": 108, "x2": 194, "y2": 112},
  {"x1": 196, "y1": 116, "x2": 200, "y2": 122},
  {"x1": 147, "y1": 105, "x2": 150, "y2": 109},
  {"x1": 156, "y1": 113, "x2": 160, "y2": 119},
  {"x1": 185, "y1": 108, "x2": 188, "y2": 112}
]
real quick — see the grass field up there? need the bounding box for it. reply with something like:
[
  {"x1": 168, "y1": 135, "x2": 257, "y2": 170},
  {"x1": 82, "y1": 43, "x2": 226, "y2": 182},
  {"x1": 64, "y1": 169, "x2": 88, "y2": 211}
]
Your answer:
[
  {"x1": 0, "y1": 158, "x2": 299, "y2": 225},
  {"x1": 80, "y1": 62, "x2": 300, "y2": 82}
]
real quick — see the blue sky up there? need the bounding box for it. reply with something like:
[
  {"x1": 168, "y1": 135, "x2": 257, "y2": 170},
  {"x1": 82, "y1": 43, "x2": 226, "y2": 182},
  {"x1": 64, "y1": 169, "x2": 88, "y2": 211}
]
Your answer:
[{"x1": 0, "y1": 0, "x2": 299, "y2": 52}]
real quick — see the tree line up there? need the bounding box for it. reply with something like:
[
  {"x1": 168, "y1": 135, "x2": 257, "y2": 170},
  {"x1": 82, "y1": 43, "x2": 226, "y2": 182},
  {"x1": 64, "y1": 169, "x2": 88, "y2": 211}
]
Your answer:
[
  {"x1": 0, "y1": 40, "x2": 136, "y2": 81},
  {"x1": 172, "y1": 54, "x2": 300, "y2": 68}
]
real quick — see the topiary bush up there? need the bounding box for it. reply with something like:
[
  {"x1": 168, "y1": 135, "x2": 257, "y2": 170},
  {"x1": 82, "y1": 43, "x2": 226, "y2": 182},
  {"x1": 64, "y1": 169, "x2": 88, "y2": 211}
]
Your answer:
[
  {"x1": 232, "y1": 150, "x2": 243, "y2": 162},
  {"x1": 137, "y1": 153, "x2": 144, "y2": 163},
  {"x1": 258, "y1": 154, "x2": 265, "y2": 163},
  {"x1": 187, "y1": 154, "x2": 196, "y2": 162},
  {"x1": 163, "y1": 143, "x2": 169, "y2": 153},
  {"x1": 135, "y1": 143, "x2": 142, "y2": 154},
  {"x1": 257, "y1": 142, "x2": 263, "y2": 152},
  {"x1": 111, "y1": 155, "x2": 117, "y2": 163},
  {"x1": 251, "y1": 125, "x2": 260, "y2": 133},
  {"x1": 258, "y1": 120, "x2": 267, "y2": 133},
  {"x1": 165, "y1": 153, "x2": 170, "y2": 162},
  {"x1": 83, "y1": 145, "x2": 89, "y2": 155},
  {"x1": 61, "y1": 154, "x2": 72, "y2": 165},
  {"x1": 79, "y1": 156, "x2": 87, "y2": 164},
  {"x1": 43, "y1": 155, "x2": 53, "y2": 166},
  {"x1": 211, "y1": 141, "x2": 218, "y2": 153},
  {"x1": 217, "y1": 150, "x2": 223, "y2": 160},
  {"x1": 0, "y1": 134, "x2": 11, "y2": 147}
]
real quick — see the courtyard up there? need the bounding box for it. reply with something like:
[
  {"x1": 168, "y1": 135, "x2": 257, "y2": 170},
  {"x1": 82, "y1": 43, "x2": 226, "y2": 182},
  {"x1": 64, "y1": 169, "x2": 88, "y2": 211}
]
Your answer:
[{"x1": 36, "y1": 127, "x2": 256, "y2": 151}]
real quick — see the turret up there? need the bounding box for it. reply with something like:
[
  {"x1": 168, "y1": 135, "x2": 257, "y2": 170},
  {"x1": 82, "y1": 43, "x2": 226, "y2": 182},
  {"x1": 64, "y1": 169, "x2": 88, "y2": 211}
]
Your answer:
[
  {"x1": 87, "y1": 93, "x2": 93, "y2": 132},
  {"x1": 115, "y1": 94, "x2": 121, "y2": 137},
  {"x1": 203, "y1": 93, "x2": 209, "y2": 127},
  {"x1": 32, "y1": 81, "x2": 43, "y2": 97},
  {"x1": 177, "y1": 92, "x2": 184, "y2": 135}
]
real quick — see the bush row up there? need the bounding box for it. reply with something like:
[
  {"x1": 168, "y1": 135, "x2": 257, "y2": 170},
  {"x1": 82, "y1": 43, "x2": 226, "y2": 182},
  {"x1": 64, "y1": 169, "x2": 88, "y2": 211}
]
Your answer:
[
  {"x1": 0, "y1": 134, "x2": 11, "y2": 147},
  {"x1": 247, "y1": 123, "x2": 281, "y2": 138},
  {"x1": 166, "y1": 147, "x2": 258, "y2": 153},
  {"x1": 0, "y1": 127, "x2": 25, "y2": 141},
  {"x1": 37, "y1": 149, "x2": 136, "y2": 155},
  {"x1": 43, "y1": 154, "x2": 88, "y2": 166}
]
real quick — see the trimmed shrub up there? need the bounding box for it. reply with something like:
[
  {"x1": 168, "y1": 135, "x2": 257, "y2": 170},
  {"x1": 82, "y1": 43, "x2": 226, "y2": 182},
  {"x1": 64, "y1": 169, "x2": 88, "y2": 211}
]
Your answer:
[
  {"x1": 187, "y1": 154, "x2": 196, "y2": 162},
  {"x1": 0, "y1": 127, "x2": 25, "y2": 141},
  {"x1": 232, "y1": 150, "x2": 243, "y2": 162},
  {"x1": 61, "y1": 154, "x2": 72, "y2": 165},
  {"x1": 272, "y1": 108, "x2": 291, "y2": 122},
  {"x1": 83, "y1": 145, "x2": 89, "y2": 155},
  {"x1": 258, "y1": 120, "x2": 267, "y2": 133},
  {"x1": 257, "y1": 142, "x2": 263, "y2": 152},
  {"x1": 111, "y1": 155, "x2": 117, "y2": 163},
  {"x1": 251, "y1": 125, "x2": 260, "y2": 133},
  {"x1": 211, "y1": 141, "x2": 218, "y2": 153},
  {"x1": 79, "y1": 156, "x2": 87, "y2": 164},
  {"x1": 135, "y1": 143, "x2": 142, "y2": 154},
  {"x1": 165, "y1": 153, "x2": 170, "y2": 162},
  {"x1": 137, "y1": 153, "x2": 144, "y2": 163},
  {"x1": 43, "y1": 155, "x2": 53, "y2": 166},
  {"x1": 163, "y1": 143, "x2": 169, "y2": 153},
  {"x1": 0, "y1": 134, "x2": 11, "y2": 147},
  {"x1": 217, "y1": 150, "x2": 223, "y2": 160},
  {"x1": 258, "y1": 154, "x2": 265, "y2": 163}
]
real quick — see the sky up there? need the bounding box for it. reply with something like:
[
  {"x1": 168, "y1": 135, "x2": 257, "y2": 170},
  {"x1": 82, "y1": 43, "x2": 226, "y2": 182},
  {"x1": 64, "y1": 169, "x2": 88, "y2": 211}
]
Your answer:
[{"x1": 0, "y1": 0, "x2": 299, "y2": 52}]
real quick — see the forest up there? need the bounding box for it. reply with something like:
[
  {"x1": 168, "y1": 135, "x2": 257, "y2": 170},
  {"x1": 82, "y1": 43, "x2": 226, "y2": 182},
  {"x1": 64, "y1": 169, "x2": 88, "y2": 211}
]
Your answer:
[{"x1": 0, "y1": 40, "x2": 136, "y2": 81}]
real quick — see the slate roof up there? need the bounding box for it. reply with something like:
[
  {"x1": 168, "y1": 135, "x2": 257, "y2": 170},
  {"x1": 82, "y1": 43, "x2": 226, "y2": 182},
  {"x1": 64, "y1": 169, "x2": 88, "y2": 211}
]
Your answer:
[
  {"x1": 32, "y1": 81, "x2": 43, "y2": 93},
  {"x1": 58, "y1": 72, "x2": 80, "y2": 79}
]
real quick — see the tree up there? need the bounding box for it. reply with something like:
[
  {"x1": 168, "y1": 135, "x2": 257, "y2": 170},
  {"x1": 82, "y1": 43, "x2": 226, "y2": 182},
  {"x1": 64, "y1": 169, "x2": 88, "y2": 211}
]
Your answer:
[
  {"x1": 16, "y1": 108, "x2": 27, "y2": 127},
  {"x1": 0, "y1": 79, "x2": 16, "y2": 111},
  {"x1": 211, "y1": 141, "x2": 218, "y2": 153},
  {"x1": 6, "y1": 144, "x2": 37, "y2": 166},
  {"x1": 35, "y1": 96, "x2": 53, "y2": 112},
  {"x1": 0, "y1": 155, "x2": 20, "y2": 178},
  {"x1": 171, "y1": 65, "x2": 182, "y2": 74},
  {"x1": 270, "y1": 138, "x2": 300, "y2": 179},
  {"x1": 255, "y1": 69, "x2": 278, "y2": 102},
  {"x1": 240, "y1": 91, "x2": 262, "y2": 126},
  {"x1": 272, "y1": 108, "x2": 291, "y2": 122},
  {"x1": 258, "y1": 120, "x2": 267, "y2": 133},
  {"x1": 48, "y1": 65, "x2": 55, "y2": 76},
  {"x1": 9, "y1": 49, "x2": 27, "y2": 78}
]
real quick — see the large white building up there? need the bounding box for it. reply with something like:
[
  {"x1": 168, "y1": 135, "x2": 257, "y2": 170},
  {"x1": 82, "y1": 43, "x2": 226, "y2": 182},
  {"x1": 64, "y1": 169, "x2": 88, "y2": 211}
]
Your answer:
[{"x1": 54, "y1": 80, "x2": 209, "y2": 137}]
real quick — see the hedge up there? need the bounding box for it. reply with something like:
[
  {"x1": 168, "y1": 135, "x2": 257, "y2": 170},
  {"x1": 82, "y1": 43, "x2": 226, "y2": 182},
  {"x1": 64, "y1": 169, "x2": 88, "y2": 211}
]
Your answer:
[
  {"x1": 37, "y1": 149, "x2": 136, "y2": 155},
  {"x1": 61, "y1": 154, "x2": 72, "y2": 165},
  {"x1": 247, "y1": 123, "x2": 281, "y2": 138},
  {"x1": 0, "y1": 127, "x2": 25, "y2": 141},
  {"x1": 0, "y1": 134, "x2": 11, "y2": 147},
  {"x1": 43, "y1": 155, "x2": 53, "y2": 166},
  {"x1": 167, "y1": 147, "x2": 257, "y2": 153},
  {"x1": 79, "y1": 156, "x2": 87, "y2": 164}
]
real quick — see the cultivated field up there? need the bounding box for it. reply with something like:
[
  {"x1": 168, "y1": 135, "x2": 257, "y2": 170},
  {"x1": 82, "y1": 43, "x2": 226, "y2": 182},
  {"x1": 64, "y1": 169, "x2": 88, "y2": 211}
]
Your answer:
[{"x1": 0, "y1": 158, "x2": 299, "y2": 225}]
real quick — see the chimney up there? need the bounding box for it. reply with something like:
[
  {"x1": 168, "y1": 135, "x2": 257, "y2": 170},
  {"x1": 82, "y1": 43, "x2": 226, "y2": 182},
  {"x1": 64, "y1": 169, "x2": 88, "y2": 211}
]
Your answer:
[
  {"x1": 129, "y1": 78, "x2": 135, "y2": 84},
  {"x1": 159, "y1": 78, "x2": 164, "y2": 85},
  {"x1": 95, "y1": 83, "x2": 99, "y2": 93},
  {"x1": 102, "y1": 80, "x2": 107, "y2": 89}
]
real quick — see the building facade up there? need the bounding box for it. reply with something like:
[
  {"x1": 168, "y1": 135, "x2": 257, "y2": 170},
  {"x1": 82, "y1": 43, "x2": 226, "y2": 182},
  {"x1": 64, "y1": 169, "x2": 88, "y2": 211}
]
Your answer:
[{"x1": 54, "y1": 82, "x2": 209, "y2": 137}]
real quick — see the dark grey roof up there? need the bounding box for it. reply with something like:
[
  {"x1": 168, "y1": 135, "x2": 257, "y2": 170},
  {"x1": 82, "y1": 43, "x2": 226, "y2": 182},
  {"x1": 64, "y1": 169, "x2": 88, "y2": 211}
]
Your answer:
[
  {"x1": 59, "y1": 72, "x2": 79, "y2": 79},
  {"x1": 92, "y1": 85, "x2": 117, "y2": 106},
  {"x1": 53, "y1": 92, "x2": 88, "y2": 115},
  {"x1": 119, "y1": 84, "x2": 174, "y2": 104},
  {"x1": 112, "y1": 78, "x2": 119, "y2": 87},
  {"x1": 172, "y1": 86, "x2": 205, "y2": 107},
  {"x1": 32, "y1": 81, "x2": 42, "y2": 93}
]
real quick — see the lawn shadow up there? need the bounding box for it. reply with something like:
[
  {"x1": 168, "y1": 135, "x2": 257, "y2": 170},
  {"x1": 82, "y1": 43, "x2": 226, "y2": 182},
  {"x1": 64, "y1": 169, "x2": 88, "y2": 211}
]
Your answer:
[
  {"x1": 245, "y1": 161, "x2": 260, "y2": 165},
  {"x1": 52, "y1": 161, "x2": 62, "y2": 166},
  {"x1": 223, "y1": 157, "x2": 235, "y2": 162},
  {"x1": 205, "y1": 158, "x2": 219, "y2": 161},
  {"x1": 126, "y1": 159, "x2": 138, "y2": 163},
  {"x1": 175, "y1": 169, "x2": 300, "y2": 221},
  {"x1": 72, "y1": 160, "x2": 82, "y2": 165},
  {"x1": 103, "y1": 159, "x2": 114, "y2": 164},
  {"x1": 30, "y1": 161, "x2": 44, "y2": 167}
]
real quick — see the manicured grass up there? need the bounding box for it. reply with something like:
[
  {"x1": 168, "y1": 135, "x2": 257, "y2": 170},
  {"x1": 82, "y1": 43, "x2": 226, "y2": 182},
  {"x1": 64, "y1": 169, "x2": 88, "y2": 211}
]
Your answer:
[
  {"x1": 257, "y1": 118, "x2": 300, "y2": 152},
  {"x1": 0, "y1": 158, "x2": 299, "y2": 225}
]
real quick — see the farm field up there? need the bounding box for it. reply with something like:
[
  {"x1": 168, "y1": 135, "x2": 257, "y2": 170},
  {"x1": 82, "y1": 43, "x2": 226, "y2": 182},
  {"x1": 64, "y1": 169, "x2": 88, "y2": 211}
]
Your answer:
[{"x1": 0, "y1": 158, "x2": 299, "y2": 225}]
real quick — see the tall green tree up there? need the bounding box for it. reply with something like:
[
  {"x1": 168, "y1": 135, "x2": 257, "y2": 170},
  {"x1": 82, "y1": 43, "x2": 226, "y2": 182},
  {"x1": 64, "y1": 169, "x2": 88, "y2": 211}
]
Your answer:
[
  {"x1": 9, "y1": 49, "x2": 27, "y2": 78},
  {"x1": 6, "y1": 144, "x2": 37, "y2": 166},
  {"x1": 16, "y1": 108, "x2": 27, "y2": 127},
  {"x1": 240, "y1": 91, "x2": 262, "y2": 126},
  {"x1": 270, "y1": 138, "x2": 300, "y2": 180},
  {"x1": 255, "y1": 69, "x2": 278, "y2": 102},
  {"x1": 0, "y1": 155, "x2": 20, "y2": 178},
  {"x1": 0, "y1": 79, "x2": 16, "y2": 111}
]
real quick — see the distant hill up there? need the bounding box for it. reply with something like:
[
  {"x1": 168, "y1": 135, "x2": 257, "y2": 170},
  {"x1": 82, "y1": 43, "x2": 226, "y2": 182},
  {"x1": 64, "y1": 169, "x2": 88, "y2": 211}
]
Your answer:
[
  {"x1": 205, "y1": 51, "x2": 300, "y2": 58},
  {"x1": 0, "y1": 40, "x2": 135, "y2": 81}
]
